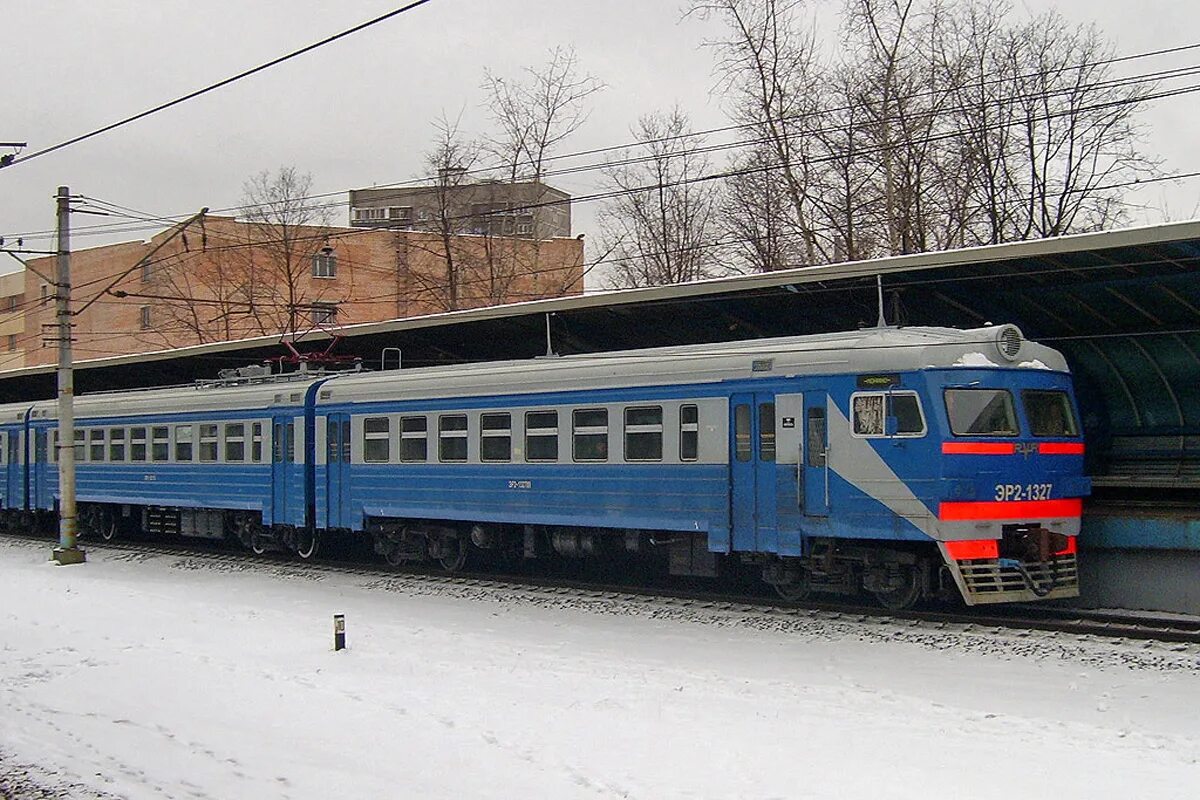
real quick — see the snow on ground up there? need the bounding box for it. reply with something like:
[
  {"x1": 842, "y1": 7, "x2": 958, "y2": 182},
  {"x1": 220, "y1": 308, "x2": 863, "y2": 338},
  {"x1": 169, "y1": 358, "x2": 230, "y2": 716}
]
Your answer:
[{"x1": 1, "y1": 537, "x2": 1198, "y2": 800}]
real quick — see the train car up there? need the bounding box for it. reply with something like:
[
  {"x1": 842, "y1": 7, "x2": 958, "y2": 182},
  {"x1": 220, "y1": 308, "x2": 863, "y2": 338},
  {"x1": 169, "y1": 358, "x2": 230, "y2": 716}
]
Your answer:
[
  {"x1": 0, "y1": 324, "x2": 1088, "y2": 609},
  {"x1": 18, "y1": 378, "x2": 319, "y2": 553}
]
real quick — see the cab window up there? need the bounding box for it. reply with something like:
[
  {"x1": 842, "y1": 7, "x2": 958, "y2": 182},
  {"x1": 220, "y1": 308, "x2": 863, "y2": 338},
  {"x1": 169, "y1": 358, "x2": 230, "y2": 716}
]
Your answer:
[
  {"x1": 1023, "y1": 390, "x2": 1079, "y2": 437},
  {"x1": 852, "y1": 392, "x2": 925, "y2": 437},
  {"x1": 945, "y1": 389, "x2": 1019, "y2": 436}
]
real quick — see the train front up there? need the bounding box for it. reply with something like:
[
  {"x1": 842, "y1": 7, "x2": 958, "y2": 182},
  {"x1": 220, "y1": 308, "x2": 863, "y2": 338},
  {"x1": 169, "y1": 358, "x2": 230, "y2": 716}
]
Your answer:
[{"x1": 930, "y1": 327, "x2": 1089, "y2": 605}]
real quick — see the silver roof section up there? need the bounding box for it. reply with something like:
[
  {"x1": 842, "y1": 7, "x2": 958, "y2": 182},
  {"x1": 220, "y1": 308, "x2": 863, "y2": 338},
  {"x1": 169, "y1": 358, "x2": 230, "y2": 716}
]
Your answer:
[
  {"x1": 314, "y1": 325, "x2": 1067, "y2": 405},
  {"x1": 1, "y1": 218, "x2": 1193, "y2": 382}
]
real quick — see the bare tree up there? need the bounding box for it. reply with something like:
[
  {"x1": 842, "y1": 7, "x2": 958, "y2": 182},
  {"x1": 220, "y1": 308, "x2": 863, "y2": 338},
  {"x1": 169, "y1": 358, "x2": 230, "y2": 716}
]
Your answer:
[
  {"x1": 482, "y1": 46, "x2": 604, "y2": 184},
  {"x1": 238, "y1": 167, "x2": 335, "y2": 336},
  {"x1": 600, "y1": 108, "x2": 721, "y2": 288}
]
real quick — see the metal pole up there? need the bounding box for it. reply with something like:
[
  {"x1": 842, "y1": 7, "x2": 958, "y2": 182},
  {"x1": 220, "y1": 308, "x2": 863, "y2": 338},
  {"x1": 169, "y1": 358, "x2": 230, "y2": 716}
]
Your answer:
[{"x1": 52, "y1": 185, "x2": 84, "y2": 565}]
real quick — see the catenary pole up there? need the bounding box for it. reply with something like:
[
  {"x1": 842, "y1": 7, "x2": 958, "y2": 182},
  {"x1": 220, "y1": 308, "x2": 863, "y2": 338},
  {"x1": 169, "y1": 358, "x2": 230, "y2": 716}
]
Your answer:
[{"x1": 52, "y1": 186, "x2": 84, "y2": 565}]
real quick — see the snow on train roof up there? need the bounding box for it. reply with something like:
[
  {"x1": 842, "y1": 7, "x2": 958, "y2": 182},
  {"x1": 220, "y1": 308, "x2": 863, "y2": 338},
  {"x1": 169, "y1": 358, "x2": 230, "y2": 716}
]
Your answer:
[
  {"x1": 315, "y1": 324, "x2": 1068, "y2": 405},
  {"x1": 0, "y1": 325, "x2": 1066, "y2": 421}
]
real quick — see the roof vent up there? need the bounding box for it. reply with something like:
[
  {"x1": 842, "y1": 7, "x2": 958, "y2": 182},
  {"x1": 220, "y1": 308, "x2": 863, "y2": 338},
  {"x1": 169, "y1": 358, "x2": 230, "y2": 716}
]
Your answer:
[{"x1": 996, "y1": 325, "x2": 1023, "y2": 362}]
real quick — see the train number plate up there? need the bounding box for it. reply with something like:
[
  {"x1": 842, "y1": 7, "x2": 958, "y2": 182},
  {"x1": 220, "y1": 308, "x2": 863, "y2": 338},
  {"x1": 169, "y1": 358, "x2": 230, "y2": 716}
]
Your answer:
[
  {"x1": 994, "y1": 483, "x2": 1052, "y2": 502},
  {"x1": 507, "y1": 480, "x2": 532, "y2": 490}
]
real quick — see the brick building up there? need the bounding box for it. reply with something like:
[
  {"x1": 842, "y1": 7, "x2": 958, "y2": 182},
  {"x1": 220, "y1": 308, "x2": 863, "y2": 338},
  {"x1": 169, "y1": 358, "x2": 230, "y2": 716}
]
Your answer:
[
  {"x1": 0, "y1": 271, "x2": 25, "y2": 370},
  {"x1": 17, "y1": 215, "x2": 584, "y2": 368}
]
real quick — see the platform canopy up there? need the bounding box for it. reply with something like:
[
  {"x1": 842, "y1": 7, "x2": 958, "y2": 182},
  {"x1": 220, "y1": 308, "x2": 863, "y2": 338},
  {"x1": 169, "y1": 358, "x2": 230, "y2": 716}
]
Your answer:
[{"x1": 3, "y1": 220, "x2": 1199, "y2": 487}]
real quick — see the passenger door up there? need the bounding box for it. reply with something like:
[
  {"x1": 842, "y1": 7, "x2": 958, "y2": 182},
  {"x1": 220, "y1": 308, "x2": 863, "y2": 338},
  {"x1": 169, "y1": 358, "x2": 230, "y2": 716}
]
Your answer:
[
  {"x1": 271, "y1": 417, "x2": 293, "y2": 526},
  {"x1": 324, "y1": 414, "x2": 350, "y2": 529},
  {"x1": 802, "y1": 392, "x2": 830, "y2": 516},
  {"x1": 4, "y1": 430, "x2": 20, "y2": 510},
  {"x1": 729, "y1": 393, "x2": 778, "y2": 552},
  {"x1": 31, "y1": 429, "x2": 47, "y2": 511}
]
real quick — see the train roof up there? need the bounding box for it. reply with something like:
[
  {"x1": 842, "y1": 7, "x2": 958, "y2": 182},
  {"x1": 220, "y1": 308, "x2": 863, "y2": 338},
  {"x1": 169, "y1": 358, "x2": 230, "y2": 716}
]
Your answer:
[
  {"x1": 0, "y1": 326, "x2": 1067, "y2": 422},
  {"x1": 314, "y1": 324, "x2": 1069, "y2": 406}
]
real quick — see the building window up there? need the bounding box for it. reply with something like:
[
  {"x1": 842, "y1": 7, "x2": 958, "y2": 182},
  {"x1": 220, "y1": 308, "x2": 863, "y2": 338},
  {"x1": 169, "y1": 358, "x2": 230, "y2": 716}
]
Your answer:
[
  {"x1": 363, "y1": 417, "x2": 390, "y2": 463},
  {"x1": 625, "y1": 406, "x2": 663, "y2": 462},
  {"x1": 352, "y1": 207, "x2": 387, "y2": 223},
  {"x1": 400, "y1": 416, "x2": 427, "y2": 462},
  {"x1": 40, "y1": 285, "x2": 49, "y2": 306},
  {"x1": 3, "y1": 295, "x2": 18, "y2": 311},
  {"x1": 140, "y1": 306, "x2": 152, "y2": 330},
  {"x1": 525, "y1": 410, "x2": 558, "y2": 462},
  {"x1": 572, "y1": 408, "x2": 608, "y2": 462},
  {"x1": 142, "y1": 260, "x2": 154, "y2": 281},
  {"x1": 6, "y1": 334, "x2": 16, "y2": 352},
  {"x1": 310, "y1": 303, "x2": 337, "y2": 325},
  {"x1": 312, "y1": 251, "x2": 337, "y2": 278},
  {"x1": 438, "y1": 415, "x2": 468, "y2": 462},
  {"x1": 680, "y1": 404, "x2": 699, "y2": 462},
  {"x1": 388, "y1": 206, "x2": 413, "y2": 222},
  {"x1": 480, "y1": 413, "x2": 511, "y2": 462}
]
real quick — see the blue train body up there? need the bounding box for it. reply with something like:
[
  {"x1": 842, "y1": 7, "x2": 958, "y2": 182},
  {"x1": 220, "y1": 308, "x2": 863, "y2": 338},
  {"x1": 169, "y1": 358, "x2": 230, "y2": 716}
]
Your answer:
[{"x1": 0, "y1": 325, "x2": 1089, "y2": 607}]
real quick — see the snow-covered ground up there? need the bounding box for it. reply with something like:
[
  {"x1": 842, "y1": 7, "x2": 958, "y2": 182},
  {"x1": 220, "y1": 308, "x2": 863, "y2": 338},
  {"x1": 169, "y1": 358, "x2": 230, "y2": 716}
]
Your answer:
[{"x1": 2, "y1": 537, "x2": 1198, "y2": 800}]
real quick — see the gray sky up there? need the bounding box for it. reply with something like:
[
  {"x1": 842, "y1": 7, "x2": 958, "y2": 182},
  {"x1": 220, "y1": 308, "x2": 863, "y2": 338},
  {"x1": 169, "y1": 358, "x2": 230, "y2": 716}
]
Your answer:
[{"x1": 1, "y1": 0, "x2": 1197, "y2": 276}]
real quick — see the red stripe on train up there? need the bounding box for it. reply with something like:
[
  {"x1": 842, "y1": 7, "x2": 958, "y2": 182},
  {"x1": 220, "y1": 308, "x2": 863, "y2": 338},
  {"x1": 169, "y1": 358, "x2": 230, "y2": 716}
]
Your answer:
[
  {"x1": 938, "y1": 498, "x2": 1083, "y2": 521},
  {"x1": 944, "y1": 536, "x2": 1076, "y2": 560},
  {"x1": 1038, "y1": 442, "x2": 1085, "y2": 455},
  {"x1": 941, "y1": 442, "x2": 1015, "y2": 455}
]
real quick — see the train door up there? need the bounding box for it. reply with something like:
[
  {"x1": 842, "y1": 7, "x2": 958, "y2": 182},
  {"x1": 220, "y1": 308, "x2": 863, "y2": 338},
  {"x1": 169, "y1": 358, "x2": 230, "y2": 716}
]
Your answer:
[
  {"x1": 271, "y1": 417, "x2": 293, "y2": 526},
  {"x1": 31, "y1": 429, "x2": 47, "y2": 510},
  {"x1": 802, "y1": 392, "x2": 830, "y2": 516},
  {"x1": 4, "y1": 430, "x2": 20, "y2": 509},
  {"x1": 324, "y1": 414, "x2": 350, "y2": 528},
  {"x1": 729, "y1": 392, "x2": 778, "y2": 552}
]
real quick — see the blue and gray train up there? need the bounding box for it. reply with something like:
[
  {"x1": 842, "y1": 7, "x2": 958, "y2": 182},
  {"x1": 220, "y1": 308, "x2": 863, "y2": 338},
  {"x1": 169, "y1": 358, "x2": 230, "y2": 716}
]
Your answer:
[{"x1": 0, "y1": 324, "x2": 1088, "y2": 609}]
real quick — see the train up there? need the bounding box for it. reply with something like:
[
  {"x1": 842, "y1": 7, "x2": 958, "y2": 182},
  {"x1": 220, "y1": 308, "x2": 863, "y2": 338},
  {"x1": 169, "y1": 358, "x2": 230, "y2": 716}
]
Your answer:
[{"x1": 0, "y1": 323, "x2": 1088, "y2": 609}]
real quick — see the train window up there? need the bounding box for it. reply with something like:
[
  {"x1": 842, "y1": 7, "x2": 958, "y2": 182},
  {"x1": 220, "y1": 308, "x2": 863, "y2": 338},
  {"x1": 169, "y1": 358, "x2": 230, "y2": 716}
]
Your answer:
[
  {"x1": 108, "y1": 428, "x2": 126, "y2": 462},
  {"x1": 273, "y1": 424, "x2": 284, "y2": 463},
  {"x1": 439, "y1": 415, "x2": 469, "y2": 462},
  {"x1": 0, "y1": 432, "x2": 5, "y2": 465},
  {"x1": 806, "y1": 408, "x2": 826, "y2": 467},
  {"x1": 573, "y1": 408, "x2": 608, "y2": 462},
  {"x1": 852, "y1": 392, "x2": 925, "y2": 437},
  {"x1": 759, "y1": 403, "x2": 776, "y2": 462},
  {"x1": 175, "y1": 425, "x2": 193, "y2": 462},
  {"x1": 680, "y1": 404, "x2": 699, "y2": 461},
  {"x1": 400, "y1": 416, "x2": 427, "y2": 462},
  {"x1": 853, "y1": 395, "x2": 885, "y2": 435},
  {"x1": 225, "y1": 423, "x2": 246, "y2": 462},
  {"x1": 734, "y1": 405, "x2": 752, "y2": 462},
  {"x1": 339, "y1": 421, "x2": 350, "y2": 463},
  {"x1": 625, "y1": 406, "x2": 663, "y2": 462},
  {"x1": 525, "y1": 411, "x2": 558, "y2": 462},
  {"x1": 130, "y1": 427, "x2": 146, "y2": 462},
  {"x1": 50, "y1": 430, "x2": 57, "y2": 464},
  {"x1": 74, "y1": 429, "x2": 86, "y2": 462},
  {"x1": 249, "y1": 424, "x2": 263, "y2": 463},
  {"x1": 480, "y1": 413, "x2": 511, "y2": 463},
  {"x1": 945, "y1": 389, "x2": 1018, "y2": 436},
  {"x1": 89, "y1": 429, "x2": 106, "y2": 462},
  {"x1": 1023, "y1": 390, "x2": 1079, "y2": 437},
  {"x1": 363, "y1": 417, "x2": 390, "y2": 463},
  {"x1": 286, "y1": 422, "x2": 295, "y2": 462},
  {"x1": 153, "y1": 426, "x2": 171, "y2": 461},
  {"x1": 197, "y1": 424, "x2": 217, "y2": 462},
  {"x1": 326, "y1": 419, "x2": 341, "y2": 464},
  {"x1": 35, "y1": 430, "x2": 46, "y2": 465}
]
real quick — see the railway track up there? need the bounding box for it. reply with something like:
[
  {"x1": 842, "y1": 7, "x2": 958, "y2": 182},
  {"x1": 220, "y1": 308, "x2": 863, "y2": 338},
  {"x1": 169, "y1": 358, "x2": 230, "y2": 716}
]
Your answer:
[{"x1": 8, "y1": 530, "x2": 1200, "y2": 647}]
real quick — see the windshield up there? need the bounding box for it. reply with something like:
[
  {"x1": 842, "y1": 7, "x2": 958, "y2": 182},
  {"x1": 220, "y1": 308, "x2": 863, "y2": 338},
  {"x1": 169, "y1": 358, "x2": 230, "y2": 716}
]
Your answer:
[
  {"x1": 1024, "y1": 390, "x2": 1079, "y2": 437},
  {"x1": 945, "y1": 389, "x2": 1019, "y2": 436}
]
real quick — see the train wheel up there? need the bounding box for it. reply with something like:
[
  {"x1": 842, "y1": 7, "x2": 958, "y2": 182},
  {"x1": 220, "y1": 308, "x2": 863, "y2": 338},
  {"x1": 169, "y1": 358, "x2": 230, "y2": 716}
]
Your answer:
[
  {"x1": 250, "y1": 535, "x2": 269, "y2": 556},
  {"x1": 437, "y1": 537, "x2": 468, "y2": 573},
  {"x1": 869, "y1": 566, "x2": 923, "y2": 611},
  {"x1": 772, "y1": 572, "x2": 812, "y2": 602},
  {"x1": 295, "y1": 530, "x2": 320, "y2": 560}
]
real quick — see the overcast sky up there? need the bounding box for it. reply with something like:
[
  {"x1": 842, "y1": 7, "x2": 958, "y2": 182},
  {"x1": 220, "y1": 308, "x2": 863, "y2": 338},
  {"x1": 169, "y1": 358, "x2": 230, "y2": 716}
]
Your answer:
[{"x1": 1, "y1": 0, "x2": 1197, "y2": 278}]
